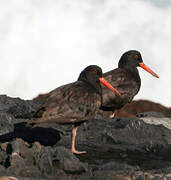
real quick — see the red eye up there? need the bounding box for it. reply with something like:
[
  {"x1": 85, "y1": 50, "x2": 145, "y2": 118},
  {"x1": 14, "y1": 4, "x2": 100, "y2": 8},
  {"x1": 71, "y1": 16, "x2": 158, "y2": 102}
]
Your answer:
[
  {"x1": 135, "y1": 55, "x2": 138, "y2": 60},
  {"x1": 93, "y1": 69, "x2": 98, "y2": 74}
]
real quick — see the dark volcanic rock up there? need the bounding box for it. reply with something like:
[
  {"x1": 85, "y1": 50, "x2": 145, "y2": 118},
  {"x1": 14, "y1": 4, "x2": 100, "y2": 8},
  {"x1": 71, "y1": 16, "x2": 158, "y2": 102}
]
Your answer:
[
  {"x1": 35, "y1": 146, "x2": 87, "y2": 176},
  {"x1": 1, "y1": 95, "x2": 171, "y2": 179},
  {"x1": 75, "y1": 117, "x2": 171, "y2": 169},
  {"x1": 0, "y1": 113, "x2": 14, "y2": 135},
  {"x1": 0, "y1": 95, "x2": 40, "y2": 119}
]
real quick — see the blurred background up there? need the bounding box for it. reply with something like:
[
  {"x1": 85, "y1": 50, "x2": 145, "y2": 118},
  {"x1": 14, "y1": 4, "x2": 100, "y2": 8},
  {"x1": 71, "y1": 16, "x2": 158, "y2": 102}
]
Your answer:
[{"x1": 0, "y1": 0, "x2": 170, "y2": 106}]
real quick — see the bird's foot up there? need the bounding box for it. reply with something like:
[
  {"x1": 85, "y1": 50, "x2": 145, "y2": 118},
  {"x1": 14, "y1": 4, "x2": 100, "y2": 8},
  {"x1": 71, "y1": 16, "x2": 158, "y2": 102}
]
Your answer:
[{"x1": 72, "y1": 148, "x2": 87, "y2": 154}]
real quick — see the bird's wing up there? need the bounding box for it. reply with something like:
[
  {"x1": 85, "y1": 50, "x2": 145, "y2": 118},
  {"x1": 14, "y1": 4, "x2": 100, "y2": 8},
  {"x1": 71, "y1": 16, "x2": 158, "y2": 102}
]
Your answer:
[
  {"x1": 102, "y1": 68, "x2": 140, "y2": 109},
  {"x1": 32, "y1": 81, "x2": 101, "y2": 124}
]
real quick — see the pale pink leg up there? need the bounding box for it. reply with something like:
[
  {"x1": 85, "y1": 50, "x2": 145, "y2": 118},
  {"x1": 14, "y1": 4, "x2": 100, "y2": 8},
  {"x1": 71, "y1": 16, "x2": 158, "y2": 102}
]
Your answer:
[
  {"x1": 110, "y1": 111, "x2": 116, "y2": 118},
  {"x1": 71, "y1": 126, "x2": 86, "y2": 154}
]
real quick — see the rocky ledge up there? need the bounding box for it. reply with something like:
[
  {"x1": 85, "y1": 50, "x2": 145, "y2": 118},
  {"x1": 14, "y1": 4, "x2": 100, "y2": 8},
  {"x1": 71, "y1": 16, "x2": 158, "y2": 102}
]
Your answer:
[{"x1": 0, "y1": 95, "x2": 171, "y2": 179}]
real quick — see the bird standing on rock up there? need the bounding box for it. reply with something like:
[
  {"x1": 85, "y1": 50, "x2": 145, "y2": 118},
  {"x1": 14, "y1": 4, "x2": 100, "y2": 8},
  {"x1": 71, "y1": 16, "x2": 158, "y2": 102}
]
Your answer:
[
  {"x1": 29, "y1": 65, "x2": 120, "y2": 154},
  {"x1": 101, "y1": 50, "x2": 159, "y2": 117}
]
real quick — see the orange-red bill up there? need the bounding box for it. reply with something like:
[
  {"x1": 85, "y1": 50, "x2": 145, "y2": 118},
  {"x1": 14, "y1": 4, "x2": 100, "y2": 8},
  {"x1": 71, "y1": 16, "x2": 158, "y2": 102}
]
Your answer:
[
  {"x1": 139, "y1": 62, "x2": 159, "y2": 78},
  {"x1": 99, "y1": 77, "x2": 120, "y2": 96}
]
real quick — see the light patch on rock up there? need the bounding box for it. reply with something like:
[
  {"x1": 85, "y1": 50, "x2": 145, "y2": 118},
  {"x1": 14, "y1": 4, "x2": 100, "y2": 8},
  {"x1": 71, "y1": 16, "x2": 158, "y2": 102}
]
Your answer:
[{"x1": 139, "y1": 117, "x2": 171, "y2": 130}]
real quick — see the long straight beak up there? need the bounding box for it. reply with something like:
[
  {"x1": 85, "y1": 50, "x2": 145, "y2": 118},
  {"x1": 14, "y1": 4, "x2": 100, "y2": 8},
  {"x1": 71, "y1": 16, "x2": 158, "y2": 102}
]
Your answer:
[
  {"x1": 99, "y1": 77, "x2": 120, "y2": 96},
  {"x1": 139, "y1": 62, "x2": 159, "y2": 78}
]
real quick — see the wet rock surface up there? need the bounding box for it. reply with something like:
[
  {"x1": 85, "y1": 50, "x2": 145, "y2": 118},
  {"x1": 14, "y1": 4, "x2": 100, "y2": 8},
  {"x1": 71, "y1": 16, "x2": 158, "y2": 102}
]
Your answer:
[{"x1": 0, "y1": 95, "x2": 171, "y2": 179}]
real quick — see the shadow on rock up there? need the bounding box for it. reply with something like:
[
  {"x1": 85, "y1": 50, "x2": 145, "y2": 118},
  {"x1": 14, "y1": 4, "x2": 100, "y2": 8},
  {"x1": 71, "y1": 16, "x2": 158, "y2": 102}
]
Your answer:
[{"x1": 0, "y1": 122, "x2": 61, "y2": 146}]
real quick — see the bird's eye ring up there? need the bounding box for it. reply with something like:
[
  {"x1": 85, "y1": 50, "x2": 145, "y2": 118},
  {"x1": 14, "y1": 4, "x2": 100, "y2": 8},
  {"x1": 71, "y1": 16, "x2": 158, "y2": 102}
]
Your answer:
[
  {"x1": 135, "y1": 55, "x2": 138, "y2": 60},
  {"x1": 93, "y1": 69, "x2": 98, "y2": 74}
]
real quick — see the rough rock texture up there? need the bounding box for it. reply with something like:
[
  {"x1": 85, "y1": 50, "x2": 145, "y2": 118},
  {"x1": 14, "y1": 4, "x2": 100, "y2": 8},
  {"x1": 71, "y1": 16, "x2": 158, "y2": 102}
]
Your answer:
[
  {"x1": 0, "y1": 95, "x2": 40, "y2": 119},
  {"x1": 1, "y1": 95, "x2": 171, "y2": 179}
]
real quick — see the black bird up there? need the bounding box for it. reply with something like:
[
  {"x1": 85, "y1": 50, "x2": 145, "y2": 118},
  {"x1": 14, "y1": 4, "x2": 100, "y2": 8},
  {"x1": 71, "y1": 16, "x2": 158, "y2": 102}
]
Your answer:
[
  {"x1": 101, "y1": 50, "x2": 159, "y2": 116},
  {"x1": 30, "y1": 65, "x2": 120, "y2": 154}
]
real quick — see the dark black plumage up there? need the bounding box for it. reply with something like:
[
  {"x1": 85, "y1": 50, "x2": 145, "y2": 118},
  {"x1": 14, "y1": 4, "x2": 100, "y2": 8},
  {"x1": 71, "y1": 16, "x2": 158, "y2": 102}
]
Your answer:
[{"x1": 101, "y1": 50, "x2": 159, "y2": 115}]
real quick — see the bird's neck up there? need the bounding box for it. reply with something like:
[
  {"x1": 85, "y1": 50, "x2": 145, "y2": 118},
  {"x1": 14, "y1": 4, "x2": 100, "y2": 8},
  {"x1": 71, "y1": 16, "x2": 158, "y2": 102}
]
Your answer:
[
  {"x1": 78, "y1": 73, "x2": 103, "y2": 102},
  {"x1": 125, "y1": 66, "x2": 141, "y2": 84},
  {"x1": 125, "y1": 65, "x2": 138, "y2": 74},
  {"x1": 83, "y1": 79, "x2": 102, "y2": 97},
  {"x1": 88, "y1": 80, "x2": 103, "y2": 104}
]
